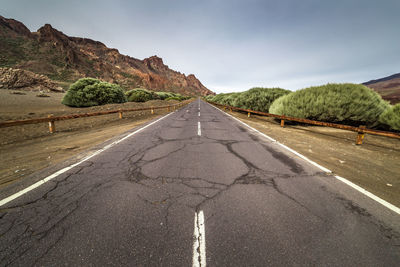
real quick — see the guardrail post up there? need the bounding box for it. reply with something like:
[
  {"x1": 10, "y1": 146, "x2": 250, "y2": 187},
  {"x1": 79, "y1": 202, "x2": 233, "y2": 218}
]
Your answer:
[
  {"x1": 118, "y1": 110, "x2": 123, "y2": 119},
  {"x1": 356, "y1": 125, "x2": 366, "y2": 145},
  {"x1": 48, "y1": 114, "x2": 55, "y2": 133},
  {"x1": 280, "y1": 119, "x2": 285, "y2": 127},
  {"x1": 248, "y1": 112, "x2": 251, "y2": 118}
]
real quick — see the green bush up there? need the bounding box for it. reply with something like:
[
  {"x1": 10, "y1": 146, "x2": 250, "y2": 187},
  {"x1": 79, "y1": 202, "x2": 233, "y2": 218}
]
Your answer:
[
  {"x1": 156, "y1": 92, "x2": 175, "y2": 100},
  {"x1": 269, "y1": 83, "x2": 390, "y2": 126},
  {"x1": 125, "y1": 88, "x2": 155, "y2": 102},
  {"x1": 165, "y1": 96, "x2": 182, "y2": 101},
  {"x1": 166, "y1": 94, "x2": 190, "y2": 101},
  {"x1": 233, "y1": 87, "x2": 291, "y2": 112},
  {"x1": 62, "y1": 78, "x2": 127, "y2": 107},
  {"x1": 379, "y1": 103, "x2": 400, "y2": 131},
  {"x1": 165, "y1": 93, "x2": 190, "y2": 101},
  {"x1": 204, "y1": 95, "x2": 215, "y2": 101},
  {"x1": 125, "y1": 89, "x2": 190, "y2": 102},
  {"x1": 218, "y1": 93, "x2": 241, "y2": 106},
  {"x1": 210, "y1": 93, "x2": 232, "y2": 103}
]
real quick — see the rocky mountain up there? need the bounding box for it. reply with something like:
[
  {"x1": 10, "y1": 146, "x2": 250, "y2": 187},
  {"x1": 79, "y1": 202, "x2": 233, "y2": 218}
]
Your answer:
[
  {"x1": 363, "y1": 73, "x2": 400, "y2": 104},
  {"x1": 0, "y1": 16, "x2": 214, "y2": 96}
]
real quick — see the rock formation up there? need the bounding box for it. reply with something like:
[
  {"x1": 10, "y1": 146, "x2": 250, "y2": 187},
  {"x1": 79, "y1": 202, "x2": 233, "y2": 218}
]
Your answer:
[
  {"x1": 0, "y1": 67, "x2": 63, "y2": 92},
  {"x1": 0, "y1": 16, "x2": 214, "y2": 96}
]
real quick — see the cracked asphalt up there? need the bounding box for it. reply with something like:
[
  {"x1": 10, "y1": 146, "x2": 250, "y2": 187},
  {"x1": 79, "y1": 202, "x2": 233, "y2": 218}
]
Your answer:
[{"x1": 0, "y1": 99, "x2": 399, "y2": 266}]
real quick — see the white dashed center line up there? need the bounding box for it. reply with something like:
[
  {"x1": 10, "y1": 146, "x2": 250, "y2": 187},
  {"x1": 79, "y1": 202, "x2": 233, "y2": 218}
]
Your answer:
[
  {"x1": 197, "y1": 121, "x2": 201, "y2": 136},
  {"x1": 193, "y1": 210, "x2": 206, "y2": 267}
]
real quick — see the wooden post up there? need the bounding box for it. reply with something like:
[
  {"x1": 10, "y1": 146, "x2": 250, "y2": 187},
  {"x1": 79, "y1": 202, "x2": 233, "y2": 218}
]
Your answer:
[
  {"x1": 229, "y1": 107, "x2": 232, "y2": 112},
  {"x1": 280, "y1": 119, "x2": 285, "y2": 127},
  {"x1": 168, "y1": 106, "x2": 170, "y2": 112},
  {"x1": 118, "y1": 110, "x2": 123, "y2": 119},
  {"x1": 151, "y1": 108, "x2": 154, "y2": 114},
  {"x1": 248, "y1": 112, "x2": 251, "y2": 118},
  {"x1": 48, "y1": 114, "x2": 55, "y2": 133},
  {"x1": 356, "y1": 125, "x2": 366, "y2": 145}
]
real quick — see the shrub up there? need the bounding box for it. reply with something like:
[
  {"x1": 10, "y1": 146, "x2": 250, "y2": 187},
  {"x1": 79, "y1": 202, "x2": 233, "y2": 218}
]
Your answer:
[
  {"x1": 62, "y1": 78, "x2": 127, "y2": 107},
  {"x1": 165, "y1": 96, "x2": 182, "y2": 101},
  {"x1": 379, "y1": 103, "x2": 400, "y2": 131},
  {"x1": 204, "y1": 95, "x2": 215, "y2": 101},
  {"x1": 166, "y1": 94, "x2": 190, "y2": 101},
  {"x1": 269, "y1": 83, "x2": 390, "y2": 126},
  {"x1": 156, "y1": 92, "x2": 175, "y2": 100},
  {"x1": 233, "y1": 87, "x2": 291, "y2": 112},
  {"x1": 125, "y1": 88, "x2": 155, "y2": 102},
  {"x1": 164, "y1": 93, "x2": 190, "y2": 101},
  {"x1": 219, "y1": 93, "x2": 241, "y2": 106},
  {"x1": 210, "y1": 93, "x2": 232, "y2": 103}
]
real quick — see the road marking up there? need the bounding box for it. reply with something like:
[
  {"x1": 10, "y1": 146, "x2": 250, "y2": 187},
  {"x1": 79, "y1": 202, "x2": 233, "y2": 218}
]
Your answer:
[
  {"x1": 193, "y1": 210, "x2": 206, "y2": 267},
  {"x1": 208, "y1": 103, "x2": 331, "y2": 173},
  {"x1": 198, "y1": 121, "x2": 201, "y2": 136},
  {"x1": 0, "y1": 112, "x2": 174, "y2": 207},
  {"x1": 207, "y1": 102, "x2": 400, "y2": 215},
  {"x1": 335, "y1": 175, "x2": 400, "y2": 214}
]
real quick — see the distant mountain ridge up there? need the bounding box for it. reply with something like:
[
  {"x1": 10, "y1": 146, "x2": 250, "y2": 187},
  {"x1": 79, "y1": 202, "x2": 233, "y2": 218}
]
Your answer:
[
  {"x1": 363, "y1": 73, "x2": 400, "y2": 104},
  {"x1": 364, "y1": 73, "x2": 400, "y2": 85},
  {"x1": 0, "y1": 15, "x2": 214, "y2": 96}
]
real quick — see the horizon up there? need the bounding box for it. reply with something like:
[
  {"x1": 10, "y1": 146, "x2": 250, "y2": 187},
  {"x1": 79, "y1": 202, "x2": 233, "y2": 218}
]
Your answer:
[{"x1": 1, "y1": 0, "x2": 399, "y2": 93}]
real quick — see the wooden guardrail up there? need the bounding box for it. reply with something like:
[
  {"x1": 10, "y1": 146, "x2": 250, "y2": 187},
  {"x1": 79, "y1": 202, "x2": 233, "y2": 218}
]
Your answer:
[
  {"x1": 208, "y1": 101, "x2": 400, "y2": 145},
  {"x1": 0, "y1": 101, "x2": 190, "y2": 133}
]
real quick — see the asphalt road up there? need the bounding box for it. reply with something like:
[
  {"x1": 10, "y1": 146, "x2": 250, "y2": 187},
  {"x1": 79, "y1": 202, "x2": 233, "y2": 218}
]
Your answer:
[{"x1": 0, "y1": 99, "x2": 399, "y2": 266}]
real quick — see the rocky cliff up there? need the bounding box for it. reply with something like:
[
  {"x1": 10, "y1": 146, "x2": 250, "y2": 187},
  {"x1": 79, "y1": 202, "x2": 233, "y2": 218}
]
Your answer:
[{"x1": 0, "y1": 16, "x2": 214, "y2": 96}]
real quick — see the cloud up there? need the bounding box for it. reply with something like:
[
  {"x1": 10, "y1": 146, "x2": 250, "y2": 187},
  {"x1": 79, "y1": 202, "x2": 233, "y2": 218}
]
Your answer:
[{"x1": 1, "y1": 0, "x2": 399, "y2": 93}]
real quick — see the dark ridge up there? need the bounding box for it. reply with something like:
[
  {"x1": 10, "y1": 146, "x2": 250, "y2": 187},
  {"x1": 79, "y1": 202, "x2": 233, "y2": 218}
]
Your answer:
[{"x1": 363, "y1": 73, "x2": 400, "y2": 85}]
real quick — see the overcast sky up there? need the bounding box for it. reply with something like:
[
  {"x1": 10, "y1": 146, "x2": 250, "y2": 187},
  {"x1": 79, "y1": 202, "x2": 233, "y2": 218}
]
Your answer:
[{"x1": 1, "y1": 0, "x2": 400, "y2": 93}]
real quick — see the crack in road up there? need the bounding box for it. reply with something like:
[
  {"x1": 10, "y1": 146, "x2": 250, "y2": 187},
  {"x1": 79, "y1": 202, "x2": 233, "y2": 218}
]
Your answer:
[{"x1": 0, "y1": 101, "x2": 399, "y2": 265}]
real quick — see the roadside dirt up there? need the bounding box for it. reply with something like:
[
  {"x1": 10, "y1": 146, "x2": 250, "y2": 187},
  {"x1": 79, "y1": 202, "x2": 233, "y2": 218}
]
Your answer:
[
  {"x1": 226, "y1": 109, "x2": 400, "y2": 208},
  {"x1": 0, "y1": 90, "x2": 183, "y2": 187}
]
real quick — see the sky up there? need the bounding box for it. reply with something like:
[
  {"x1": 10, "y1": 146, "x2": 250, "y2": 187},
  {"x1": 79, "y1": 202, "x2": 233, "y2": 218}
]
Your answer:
[{"x1": 1, "y1": 0, "x2": 400, "y2": 93}]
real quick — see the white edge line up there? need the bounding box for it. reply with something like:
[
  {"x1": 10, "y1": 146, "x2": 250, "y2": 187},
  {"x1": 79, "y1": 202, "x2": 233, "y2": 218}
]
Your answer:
[
  {"x1": 0, "y1": 111, "x2": 175, "y2": 207},
  {"x1": 208, "y1": 103, "x2": 331, "y2": 173},
  {"x1": 207, "y1": 102, "x2": 400, "y2": 215},
  {"x1": 335, "y1": 175, "x2": 400, "y2": 215}
]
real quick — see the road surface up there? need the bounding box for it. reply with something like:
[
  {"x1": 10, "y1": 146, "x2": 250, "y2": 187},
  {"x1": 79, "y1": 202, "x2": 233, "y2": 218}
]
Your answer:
[{"x1": 0, "y1": 99, "x2": 399, "y2": 266}]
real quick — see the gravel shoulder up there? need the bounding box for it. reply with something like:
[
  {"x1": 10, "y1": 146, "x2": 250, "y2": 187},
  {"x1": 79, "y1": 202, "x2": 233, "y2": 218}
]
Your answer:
[{"x1": 224, "y1": 108, "x2": 400, "y2": 208}]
